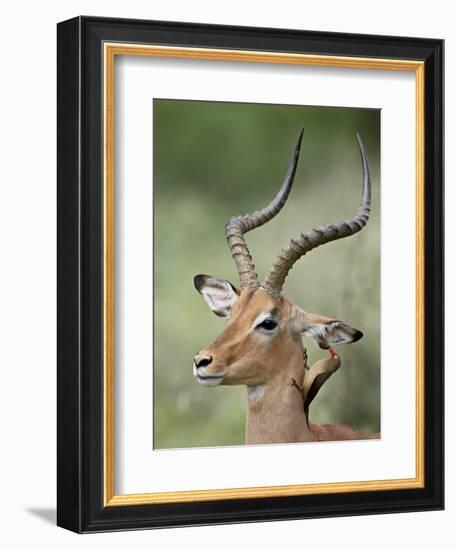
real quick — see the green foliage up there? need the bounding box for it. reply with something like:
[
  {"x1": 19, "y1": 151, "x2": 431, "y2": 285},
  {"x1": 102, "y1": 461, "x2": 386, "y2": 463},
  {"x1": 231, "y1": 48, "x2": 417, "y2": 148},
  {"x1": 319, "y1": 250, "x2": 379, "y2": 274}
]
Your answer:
[{"x1": 153, "y1": 99, "x2": 380, "y2": 448}]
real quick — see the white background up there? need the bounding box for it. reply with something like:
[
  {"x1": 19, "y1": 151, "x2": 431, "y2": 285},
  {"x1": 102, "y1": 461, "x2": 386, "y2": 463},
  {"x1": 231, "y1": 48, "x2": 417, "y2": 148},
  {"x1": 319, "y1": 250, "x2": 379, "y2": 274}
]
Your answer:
[
  {"x1": 0, "y1": 0, "x2": 451, "y2": 548},
  {"x1": 116, "y1": 57, "x2": 416, "y2": 494}
]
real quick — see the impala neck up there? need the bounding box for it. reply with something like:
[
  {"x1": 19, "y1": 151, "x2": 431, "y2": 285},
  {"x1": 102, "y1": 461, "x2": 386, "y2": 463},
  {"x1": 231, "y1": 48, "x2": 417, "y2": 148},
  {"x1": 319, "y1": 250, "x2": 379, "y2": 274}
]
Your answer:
[{"x1": 245, "y1": 348, "x2": 315, "y2": 444}]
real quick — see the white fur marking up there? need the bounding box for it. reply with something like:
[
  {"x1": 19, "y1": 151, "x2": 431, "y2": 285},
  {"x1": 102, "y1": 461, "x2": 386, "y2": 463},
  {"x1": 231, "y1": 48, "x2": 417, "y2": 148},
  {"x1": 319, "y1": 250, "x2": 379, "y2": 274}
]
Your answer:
[{"x1": 248, "y1": 385, "x2": 265, "y2": 400}]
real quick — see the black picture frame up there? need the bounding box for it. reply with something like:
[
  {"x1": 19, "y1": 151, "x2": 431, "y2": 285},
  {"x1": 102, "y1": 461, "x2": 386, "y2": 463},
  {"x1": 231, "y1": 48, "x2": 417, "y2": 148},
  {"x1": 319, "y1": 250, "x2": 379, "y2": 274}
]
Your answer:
[{"x1": 57, "y1": 16, "x2": 444, "y2": 533}]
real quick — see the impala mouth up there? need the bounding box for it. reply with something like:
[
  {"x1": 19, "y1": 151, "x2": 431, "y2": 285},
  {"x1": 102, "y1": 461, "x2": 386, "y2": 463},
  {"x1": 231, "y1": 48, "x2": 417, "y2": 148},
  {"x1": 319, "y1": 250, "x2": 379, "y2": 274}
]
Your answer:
[{"x1": 193, "y1": 364, "x2": 225, "y2": 387}]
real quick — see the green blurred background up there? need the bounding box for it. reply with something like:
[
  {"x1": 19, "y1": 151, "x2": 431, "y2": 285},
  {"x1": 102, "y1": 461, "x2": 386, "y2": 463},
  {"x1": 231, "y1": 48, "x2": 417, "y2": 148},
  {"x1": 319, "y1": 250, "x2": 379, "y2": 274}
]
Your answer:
[{"x1": 153, "y1": 99, "x2": 380, "y2": 448}]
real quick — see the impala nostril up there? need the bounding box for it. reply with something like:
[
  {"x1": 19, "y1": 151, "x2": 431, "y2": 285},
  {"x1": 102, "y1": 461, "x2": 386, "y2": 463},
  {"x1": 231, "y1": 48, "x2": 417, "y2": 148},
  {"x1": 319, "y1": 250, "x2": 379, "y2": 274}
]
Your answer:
[{"x1": 195, "y1": 355, "x2": 213, "y2": 368}]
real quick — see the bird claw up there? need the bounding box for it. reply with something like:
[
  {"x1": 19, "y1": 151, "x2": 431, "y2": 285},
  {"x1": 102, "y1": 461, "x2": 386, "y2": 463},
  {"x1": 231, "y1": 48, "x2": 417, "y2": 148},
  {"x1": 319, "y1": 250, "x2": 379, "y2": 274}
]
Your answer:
[{"x1": 290, "y1": 377, "x2": 303, "y2": 392}]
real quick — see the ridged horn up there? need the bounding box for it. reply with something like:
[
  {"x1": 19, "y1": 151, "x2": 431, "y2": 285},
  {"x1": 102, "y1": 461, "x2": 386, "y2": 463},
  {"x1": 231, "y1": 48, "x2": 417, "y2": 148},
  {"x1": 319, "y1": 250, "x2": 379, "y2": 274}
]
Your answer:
[
  {"x1": 262, "y1": 133, "x2": 371, "y2": 295},
  {"x1": 225, "y1": 128, "x2": 304, "y2": 289}
]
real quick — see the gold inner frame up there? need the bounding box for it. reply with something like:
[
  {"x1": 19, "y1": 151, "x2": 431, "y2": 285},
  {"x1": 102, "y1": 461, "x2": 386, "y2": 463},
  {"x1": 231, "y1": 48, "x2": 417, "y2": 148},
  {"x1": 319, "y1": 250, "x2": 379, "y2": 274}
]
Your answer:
[{"x1": 103, "y1": 43, "x2": 425, "y2": 507}]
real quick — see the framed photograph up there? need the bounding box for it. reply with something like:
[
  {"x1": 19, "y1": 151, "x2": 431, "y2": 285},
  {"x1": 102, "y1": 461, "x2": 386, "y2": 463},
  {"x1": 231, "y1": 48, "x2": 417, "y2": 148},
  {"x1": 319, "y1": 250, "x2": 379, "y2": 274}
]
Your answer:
[{"x1": 57, "y1": 16, "x2": 444, "y2": 533}]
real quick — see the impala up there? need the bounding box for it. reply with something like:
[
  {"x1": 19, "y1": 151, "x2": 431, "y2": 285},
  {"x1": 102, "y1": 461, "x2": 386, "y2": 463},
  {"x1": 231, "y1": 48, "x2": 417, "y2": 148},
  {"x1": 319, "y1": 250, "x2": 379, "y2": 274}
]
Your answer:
[{"x1": 193, "y1": 129, "x2": 379, "y2": 444}]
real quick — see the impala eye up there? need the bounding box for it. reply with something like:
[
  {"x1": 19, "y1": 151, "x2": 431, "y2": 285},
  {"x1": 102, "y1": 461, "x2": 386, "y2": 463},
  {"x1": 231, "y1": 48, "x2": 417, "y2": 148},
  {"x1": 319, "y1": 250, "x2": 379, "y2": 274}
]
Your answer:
[{"x1": 256, "y1": 319, "x2": 278, "y2": 331}]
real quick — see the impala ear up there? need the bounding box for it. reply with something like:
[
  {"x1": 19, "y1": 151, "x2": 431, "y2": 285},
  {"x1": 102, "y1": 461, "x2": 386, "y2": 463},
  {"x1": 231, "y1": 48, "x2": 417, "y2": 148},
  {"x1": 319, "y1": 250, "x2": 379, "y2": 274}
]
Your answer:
[
  {"x1": 300, "y1": 312, "x2": 363, "y2": 349},
  {"x1": 193, "y1": 274, "x2": 240, "y2": 319}
]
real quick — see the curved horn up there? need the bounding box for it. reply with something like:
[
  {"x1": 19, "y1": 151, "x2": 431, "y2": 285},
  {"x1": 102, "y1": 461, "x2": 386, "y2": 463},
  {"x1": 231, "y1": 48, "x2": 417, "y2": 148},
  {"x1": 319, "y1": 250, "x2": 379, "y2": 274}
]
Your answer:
[
  {"x1": 225, "y1": 128, "x2": 304, "y2": 289},
  {"x1": 262, "y1": 133, "x2": 371, "y2": 295}
]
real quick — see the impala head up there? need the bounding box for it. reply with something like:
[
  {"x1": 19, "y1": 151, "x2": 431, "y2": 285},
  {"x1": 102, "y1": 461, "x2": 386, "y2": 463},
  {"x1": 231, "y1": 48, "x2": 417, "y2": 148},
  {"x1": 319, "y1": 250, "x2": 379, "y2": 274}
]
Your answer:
[{"x1": 193, "y1": 129, "x2": 371, "y2": 388}]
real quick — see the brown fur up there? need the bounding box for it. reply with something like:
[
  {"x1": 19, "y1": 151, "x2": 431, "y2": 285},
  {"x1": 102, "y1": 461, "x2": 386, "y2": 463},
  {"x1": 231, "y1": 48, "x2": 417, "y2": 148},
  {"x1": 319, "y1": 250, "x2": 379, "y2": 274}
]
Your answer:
[
  {"x1": 310, "y1": 423, "x2": 380, "y2": 442},
  {"x1": 195, "y1": 286, "x2": 379, "y2": 445}
]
